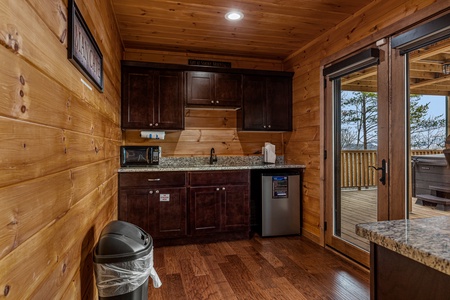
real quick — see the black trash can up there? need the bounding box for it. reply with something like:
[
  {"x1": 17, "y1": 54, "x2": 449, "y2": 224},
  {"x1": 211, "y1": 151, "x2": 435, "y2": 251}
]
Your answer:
[{"x1": 93, "y1": 220, "x2": 161, "y2": 299}]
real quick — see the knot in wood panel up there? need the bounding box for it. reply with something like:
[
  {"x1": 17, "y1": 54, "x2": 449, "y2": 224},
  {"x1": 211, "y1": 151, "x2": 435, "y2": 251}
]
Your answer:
[{"x1": 4, "y1": 25, "x2": 21, "y2": 53}]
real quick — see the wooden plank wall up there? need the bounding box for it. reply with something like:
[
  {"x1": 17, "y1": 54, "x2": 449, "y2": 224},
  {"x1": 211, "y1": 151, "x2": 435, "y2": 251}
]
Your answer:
[
  {"x1": 0, "y1": 0, "x2": 122, "y2": 298},
  {"x1": 283, "y1": 0, "x2": 439, "y2": 242},
  {"x1": 123, "y1": 50, "x2": 286, "y2": 157}
]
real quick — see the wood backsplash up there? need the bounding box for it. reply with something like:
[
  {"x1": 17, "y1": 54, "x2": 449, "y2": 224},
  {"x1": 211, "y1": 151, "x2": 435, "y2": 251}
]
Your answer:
[{"x1": 123, "y1": 109, "x2": 285, "y2": 157}]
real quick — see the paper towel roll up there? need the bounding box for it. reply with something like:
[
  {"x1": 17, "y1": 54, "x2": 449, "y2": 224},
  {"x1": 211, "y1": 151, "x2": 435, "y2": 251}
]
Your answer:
[
  {"x1": 140, "y1": 131, "x2": 165, "y2": 139},
  {"x1": 263, "y1": 142, "x2": 276, "y2": 164}
]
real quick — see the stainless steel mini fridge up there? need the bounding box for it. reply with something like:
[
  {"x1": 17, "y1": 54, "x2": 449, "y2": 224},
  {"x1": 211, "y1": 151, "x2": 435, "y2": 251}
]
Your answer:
[{"x1": 261, "y1": 172, "x2": 301, "y2": 237}]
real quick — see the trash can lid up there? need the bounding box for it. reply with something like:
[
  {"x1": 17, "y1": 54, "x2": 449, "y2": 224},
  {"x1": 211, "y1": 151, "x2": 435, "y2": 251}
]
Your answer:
[{"x1": 93, "y1": 221, "x2": 153, "y2": 263}]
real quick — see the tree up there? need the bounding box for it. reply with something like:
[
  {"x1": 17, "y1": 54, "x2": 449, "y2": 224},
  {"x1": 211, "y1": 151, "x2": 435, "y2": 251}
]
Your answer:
[
  {"x1": 410, "y1": 96, "x2": 446, "y2": 149},
  {"x1": 341, "y1": 91, "x2": 378, "y2": 149},
  {"x1": 340, "y1": 92, "x2": 445, "y2": 150}
]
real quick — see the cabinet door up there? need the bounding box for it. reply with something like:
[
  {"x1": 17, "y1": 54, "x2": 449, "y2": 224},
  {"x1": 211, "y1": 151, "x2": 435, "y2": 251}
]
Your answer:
[
  {"x1": 121, "y1": 68, "x2": 155, "y2": 129},
  {"x1": 214, "y1": 73, "x2": 242, "y2": 107},
  {"x1": 150, "y1": 187, "x2": 187, "y2": 239},
  {"x1": 266, "y1": 76, "x2": 292, "y2": 131},
  {"x1": 186, "y1": 72, "x2": 214, "y2": 106},
  {"x1": 241, "y1": 75, "x2": 266, "y2": 130},
  {"x1": 119, "y1": 189, "x2": 150, "y2": 234},
  {"x1": 221, "y1": 185, "x2": 250, "y2": 232},
  {"x1": 189, "y1": 187, "x2": 221, "y2": 235},
  {"x1": 155, "y1": 70, "x2": 184, "y2": 130}
]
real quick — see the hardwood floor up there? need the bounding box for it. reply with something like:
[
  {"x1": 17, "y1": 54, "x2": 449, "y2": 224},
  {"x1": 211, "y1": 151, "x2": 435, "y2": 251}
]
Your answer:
[{"x1": 148, "y1": 236, "x2": 369, "y2": 299}]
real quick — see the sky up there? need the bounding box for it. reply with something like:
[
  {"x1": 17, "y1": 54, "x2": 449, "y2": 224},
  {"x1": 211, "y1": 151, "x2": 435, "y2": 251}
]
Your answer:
[{"x1": 418, "y1": 95, "x2": 446, "y2": 118}]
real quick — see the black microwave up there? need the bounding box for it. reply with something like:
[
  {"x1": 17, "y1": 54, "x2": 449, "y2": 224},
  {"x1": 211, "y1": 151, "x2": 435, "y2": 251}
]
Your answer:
[{"x1": 120, "y1": 146, "x2": 160, "y2": 167}]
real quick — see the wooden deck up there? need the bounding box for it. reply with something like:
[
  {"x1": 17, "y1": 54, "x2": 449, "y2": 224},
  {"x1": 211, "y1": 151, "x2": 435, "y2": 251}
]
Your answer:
[{"x1": 340, "y1": 189, "x2": 450, "y2": 251}]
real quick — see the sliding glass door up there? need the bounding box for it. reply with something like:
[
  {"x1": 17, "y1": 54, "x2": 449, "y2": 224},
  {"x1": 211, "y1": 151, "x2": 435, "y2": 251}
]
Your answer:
[
  {"x1": 391, "y1": 13, "x2": 450, "y2": 220},
  {"x1": 324, "y1": 46, "x2": 390, "y2": 267}
]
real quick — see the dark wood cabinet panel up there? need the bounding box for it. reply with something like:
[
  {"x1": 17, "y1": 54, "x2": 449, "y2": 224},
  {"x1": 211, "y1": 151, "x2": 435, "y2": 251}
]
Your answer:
[
  {"x1": 119, "y1": 172, "x2": 188, "y2": 242},
  {"x1": 118, "y1": 189, "x2": 151, "y2": 234},
  {"x1": 186, "y1": 72, "x2": 214, "y2": 106},
  {"x1": 186, "y1": 71, "x2": 242, "y2": 108},
  {"x1": 150, "y1": 187, "x2": 187, "y2": 239},
  {"x1": 119, "y1": 170, "x2": 250, "y2": 245},
  {"x1": 189, "y1": 187, "x2": 222, "y2": 235},
  {"x1": 189, "y1": 170, "x2": 250, "y2": 236},
  {"x1": 120, "y1": 172, "x2": 187, "y2": 188},
  {"x1": 121, "y1": 66, "x2": 184, "y2": 130},
  {"x1": 241, "y1": 75, "x2": 266, "y2": 129},
  {"x1": 266, "y1": 76, "x2": 292, "y2": 131},
  {"x1": 190, "y1": 170, "x2": 249, "y2": 186},
  {"x1": 214, "y1": 73, "x2": 242, "y2": 107},
  {"x1": 221, "y1": 185, "x2": 249, "y2": 232},
  {"x1": 119, "y1": 187, "x2": 188, "y2": 240},
  {"x1": 239, "y1": 74, "x2": 292, "y2": 131},
  {"x1": 371, "y1": 243, "x2": 450, "y2": 300},
  {"x1": 155, "y1": 71, "x2": 185, "y2": 130},
  {"x1": 121, "y1": 70, "x2": 155, "y2": 129}
]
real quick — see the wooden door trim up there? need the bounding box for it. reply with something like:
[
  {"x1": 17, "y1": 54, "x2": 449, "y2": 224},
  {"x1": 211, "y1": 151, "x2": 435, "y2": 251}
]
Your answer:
[
  {"x1": 376, "y1": 41, "x2": 390, "y2": 221},
  {"x1": 389, "y1": 43, "x2": 408, "y2": 220},
  {"x1": 323, "y1": 43, "x2": 386, "y2": 266}
]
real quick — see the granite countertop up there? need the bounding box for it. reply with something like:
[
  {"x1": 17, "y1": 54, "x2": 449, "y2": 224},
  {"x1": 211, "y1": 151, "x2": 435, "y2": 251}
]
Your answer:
[
  {"x1": 119, "y1": 163, "x2": 305, "y2": 172},
  {"x1": 356, "y1": 216, "x2": 450, "y2": 275},
  {"x1": 119, "y1": 155, "x2": 305, "y2": 172}
]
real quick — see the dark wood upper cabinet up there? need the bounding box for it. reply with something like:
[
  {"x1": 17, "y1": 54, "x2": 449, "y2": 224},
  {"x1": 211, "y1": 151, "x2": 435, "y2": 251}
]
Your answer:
[
  {"x1": 239, "y1": 74, "x2": 293, "y2": 131},
  {"x1": 186, "y1": 71, "x2": 242, "y2": 108},
  {"x1": 121, "y1": 61, "x2": 292, "y2": 131},
  {"x1": 121, "y1": 66, "x2": 184, "y2": 130}
]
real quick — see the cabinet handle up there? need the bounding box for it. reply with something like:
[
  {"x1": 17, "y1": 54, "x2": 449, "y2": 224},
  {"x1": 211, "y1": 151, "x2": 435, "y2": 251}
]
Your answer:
[
  {"x1": 211, "y1": 100, "x2": 214, "y2": 104},
  {"x1": 216, "y1": 187, "x2": 220, "y2": 191},
  {"x1": 268, "y1": 125, "x2": 271, "y2": 128},
  {"x1": 155, "y1": 123, "x2": 159, "y2": 126},
  {"x1": 148, "y1": 178, "x2": 161, "y2": 182},
  {"x1": 155, "y1": 190, "x2": 159, "y2": 194},
  {"x1": 222, "y1": 187, "x2": 226, "y2": 190},
  {"x1": 149, "y1": 123, "x2": 153, "y2": 127},
  {"x1": 149, "y1": 190, "x2": 153, "y2": 194},
  {"x1": 263, "y1": 125, "x2": 266, "y2": 128},
  {"x1": 216, "y1": 101, "x2": 219, "y2": 104}
]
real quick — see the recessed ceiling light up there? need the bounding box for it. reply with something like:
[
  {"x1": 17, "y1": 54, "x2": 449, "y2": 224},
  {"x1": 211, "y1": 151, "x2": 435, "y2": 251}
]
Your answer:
[{"x1": 225, "y1": 11, "x2": 244, "y2": 21}]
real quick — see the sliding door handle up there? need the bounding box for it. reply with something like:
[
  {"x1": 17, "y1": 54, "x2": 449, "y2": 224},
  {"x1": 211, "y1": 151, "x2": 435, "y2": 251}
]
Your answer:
[{"x1": 369, "y1": 159, "x2": 387, "y2": 185}]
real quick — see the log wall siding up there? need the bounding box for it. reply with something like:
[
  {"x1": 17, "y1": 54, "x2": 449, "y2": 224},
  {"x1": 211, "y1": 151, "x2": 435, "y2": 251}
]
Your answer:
[
  {"x1": 283, "y1": 0, "x2": 440, "y2": 242},
  {"x1": 122, "y1": 50, "x2": 287, "y2": 157},
  {"x1": 0, "y1": 0, "x2": 122, "y2": 298}
]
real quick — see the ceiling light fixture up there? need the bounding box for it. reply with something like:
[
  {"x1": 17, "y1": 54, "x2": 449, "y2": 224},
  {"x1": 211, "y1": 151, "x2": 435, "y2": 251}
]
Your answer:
[{"x1": 225, "y1": 11, "x2": 244, "y2": 21}]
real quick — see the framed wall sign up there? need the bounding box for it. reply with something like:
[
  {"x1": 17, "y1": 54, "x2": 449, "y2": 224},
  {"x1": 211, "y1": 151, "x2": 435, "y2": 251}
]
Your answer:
[{"x1": 68, "y1": 0, "x2": 104, "y2": 91}]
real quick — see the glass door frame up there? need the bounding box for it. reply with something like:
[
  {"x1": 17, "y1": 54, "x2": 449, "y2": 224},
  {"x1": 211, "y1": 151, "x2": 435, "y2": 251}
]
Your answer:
[
  {"x1": 320, "y1": 4, "x2": 450, "y2": 267},
  {"x1": 323, "y1": 42, "x2": 392, "y2": 267}
]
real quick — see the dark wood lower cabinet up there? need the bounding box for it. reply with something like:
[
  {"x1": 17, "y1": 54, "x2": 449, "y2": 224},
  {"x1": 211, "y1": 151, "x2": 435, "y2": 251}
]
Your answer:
[
  {"x1": 189, "y1": 187, "x2": 222, "y2": 235},
  {"x1": 190, "y1": 184, "x2": 249, "y2": 236},
  {"x1": 119, "y1": 170, "x2": 250, "y2": 246},
  {"x1": 119, "y1": 187, "x2": 187, "y2": 240},
  {"x1": 119, "y1": 188, "x2": 151, "y2": 233},
  {"x1": 371, "y1": 243, "x2": 450, "y2": 299},
  {"x1": 150, "y1": 187, "x2": 187, "y2": 239},
  {"x1": 221, "y1": 185, "x2": 249, "y2": 232}
]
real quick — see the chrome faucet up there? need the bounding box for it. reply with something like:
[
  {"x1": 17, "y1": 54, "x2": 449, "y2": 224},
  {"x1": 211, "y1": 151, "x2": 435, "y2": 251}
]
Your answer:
[{"x1": 210, "y1": 148, "x2": 217, "y2": 165}]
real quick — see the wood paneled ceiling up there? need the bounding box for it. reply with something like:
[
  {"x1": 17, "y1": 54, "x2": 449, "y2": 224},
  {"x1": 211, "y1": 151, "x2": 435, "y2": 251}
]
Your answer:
[
  {"x1": 342, "y1": 39, "x2": 450, "y2": 96},
  {"x1": 110, "y1": 0, "x2": 374, "y2": 60}
]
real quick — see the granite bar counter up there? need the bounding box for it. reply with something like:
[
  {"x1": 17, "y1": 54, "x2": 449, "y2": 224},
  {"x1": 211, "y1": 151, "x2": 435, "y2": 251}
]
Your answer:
[
  {"x1": 119, "y1": 156, "x2": 306, "y2": 172},
  {"x1": 356, "y1": 216, "x2": 450, "y2": 299}
]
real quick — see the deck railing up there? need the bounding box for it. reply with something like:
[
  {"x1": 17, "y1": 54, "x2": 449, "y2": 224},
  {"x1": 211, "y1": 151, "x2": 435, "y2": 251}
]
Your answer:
[{"x1": 340, "y1": 149, "x2": 443, "y2": 189}]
